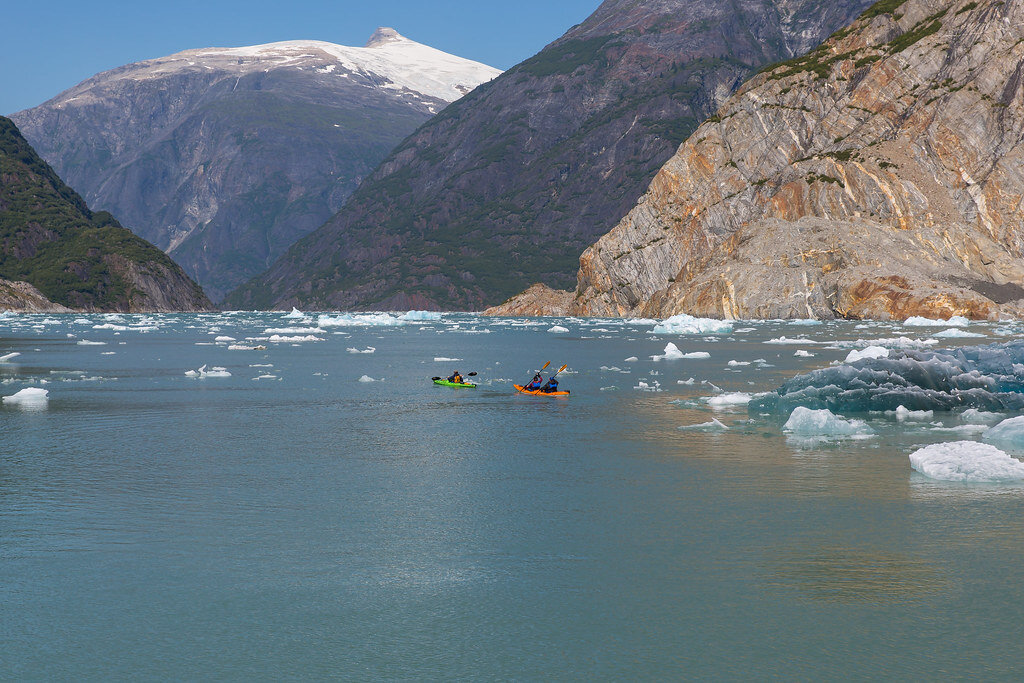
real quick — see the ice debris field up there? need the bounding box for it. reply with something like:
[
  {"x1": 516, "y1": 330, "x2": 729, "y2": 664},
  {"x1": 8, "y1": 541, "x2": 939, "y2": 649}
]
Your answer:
[{"x1": 5, "y1": 309, "x2": 1024, "y2": 484}]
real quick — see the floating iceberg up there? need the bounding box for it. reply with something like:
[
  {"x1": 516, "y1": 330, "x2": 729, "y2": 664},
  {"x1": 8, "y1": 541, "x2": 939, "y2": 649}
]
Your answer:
[
  {"x1": 283, "y1": 307, "x2": 305, "y2": 319},
  {"x1": 267, "y1": 335, "x2": 324, "y2": 343},
  {"x1": 624, "y1": 356, "x2": 639, "y2": 362},
  {"x1": 651, "y1": 314, "x2": 733, "y2": 335},
  {"x1": 961, "y1": 408, "x2": 1003, "y2": 424},
  {"x1": 845, "y1": 346, "x2": 889, "y2": 363},
  {"x1": 751, "y1": 342, "x2": 1024, "y2": 415},
  {"x1": 909, "y1": 441, "x2": 1024, "y2": 482},
  {"x1": 347, "y1": 347, "x2": 376, "y2": 354},
  {"x1": 357, "y1": 375, "x2": 378, "y2": 383},
  {"x1": 891, "y1": 405, "x2": 934, "y2": 421},
  {"x1": 794, "y1": 350, "x2": 815, "y2": 358},
  {"x1": 185, "y1": 365, "x2": 231, "y2": 378},
  {"x1": 263, "y1": 327, "x2": 325, "y2": 335},
  {"x1": 783, "y1": 407, "x2": 874, "y2": 437},
  {"x1": 651, "y1": 342, "x2": 686, "y2": 360},
  {"x1": 399, "y1": 310, "x2": 442, "y2": 322},
  {"x1": 0, "y1": 352, "x2": 20, "y2": 362},
  {"x1": 434, "y1": 357, "x2": 462, "y2": 362},
  {"x1": 76, "y1": 340, "x2": 106, "y2": 346},
  {"x1": 678, "y1": 418, "x2": 729, "y2": 431},
  {"x1": 214, "y1": 336, "x2": 236, "y2": 342},
  {"x1": 934, "y1": 328, "x2": 986, "y2": 338},
  {"x1": 983, "y1": 416, "x2": 1024, "y2": 447},
  {"x1": 3, "y1": 387, "x2": 48, "y2": 407},
  {"x1": 548, "y1": 325, "x2": 569, "y2": 334},
  {"x1": 318, "y1": 313, "x2": 403, "y2": 327},
  {"x1": 705, "y1": 392, "x2": 754, "y2": 407},
  {"x1": 765, "y1": 336, "x2": 827, "y2": 345},
  {"x1": 904, "y1": 315, "x2": 969, "y2": 327},
  {"x1": 634, "y1": 380, "x2": 662, "y2": 392}
]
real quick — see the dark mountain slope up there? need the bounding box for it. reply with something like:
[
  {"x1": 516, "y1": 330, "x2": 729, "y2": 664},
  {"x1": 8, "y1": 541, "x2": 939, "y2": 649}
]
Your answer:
[
  {"x1": 0, "y1": 116, "x2": 209, "y2": 311},
  {"x1": 230, "y1": 0, "x2": 874, "y2": 311}
]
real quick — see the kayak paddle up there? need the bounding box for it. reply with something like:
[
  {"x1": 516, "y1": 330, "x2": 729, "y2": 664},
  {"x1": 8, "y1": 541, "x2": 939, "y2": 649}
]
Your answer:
[
  {"x1": 431, "y1": 372, "x2": 477, "y2": 381},
  {"x1": 517, "y1": 361, "x2": 550, "y2": 393}
]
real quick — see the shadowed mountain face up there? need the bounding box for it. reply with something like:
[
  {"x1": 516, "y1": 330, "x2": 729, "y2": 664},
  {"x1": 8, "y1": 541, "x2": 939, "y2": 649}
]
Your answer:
[
  {"x1": 0, "y1": 116, "x2": 209, "y2": 312},
  {"x1": 570, "y1": 0, "x2": 1024, "y2": 321},
  {"x1": 228, "y1": 0, "x2": 874, "y2": 311},
  {"x1": 11, "y1": 30, "x2": 499, "y2": 302}
]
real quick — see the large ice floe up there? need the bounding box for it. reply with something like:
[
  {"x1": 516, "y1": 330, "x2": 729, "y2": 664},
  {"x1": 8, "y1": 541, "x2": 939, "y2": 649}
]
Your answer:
[
  {"x1": 399, "y1": 310, "x2": 442, "y2": 322},
  {"x1": 903, "y1": 316, "x2": 969, "y2": 327},
  {"x1": 185, "y1": 365, "x2": 231, "y2": 378},
  {"x1": 783, "y1": 407, "x2": 874, "y2": 437},
  {"x1": 651, "y1": 314, "x2": 732, "y2": 335},
  {"x1": 909, "y1": 441, "x2": 1024, "y2": 482},
  {"x1": 3, "y1": 387, "x2": 48, "y2": 407},
  {"x1": 982, "y1": 416, "x2": 1024, "y2": 447},
  {"x1": 751, "y1": 341, "x2": 1024, "y2": 415}
]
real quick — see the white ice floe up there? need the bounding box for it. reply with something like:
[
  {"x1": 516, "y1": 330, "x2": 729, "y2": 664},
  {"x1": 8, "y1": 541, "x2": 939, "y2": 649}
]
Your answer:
[
  {"x1": 93, "y1": 323, "x2": 127, "y2": 331},
  {"x1": 3, "y1": 387, "x2": 48, "y2": 407},
  {"x1": 283, "y1": 307, "x2": 305, "y2": 319},
  {"x1": 678, "y1": 378, "x2": 696, "y2": 385},
  {"x1": 783, "y1": 407, "x2": 874, "y2": 437},
  {"x1": 357, "y1": 375, "x2": 378, "y2": 383},
  {"x1": 267, "y1": 335, "x2": 324, "y2": 342},
  {"x1": 633, "y1": 380, "x2": 662, "y2": 392},
  {"x1": 624, "y1": 356, "x2": 639, "y2": 362},
  {"x1": 214, "y1": 336, "x2": 236, "y2": 342},
  {"x1": 794, "y1": 350, "x2": 815, "y2": 358},
  {"x1": 904, "y1": 315, "x2": 970, "y2": 327},
  {"x1": 347, "y1": 347, "x2": 376, "y2": 354},
  {"x1": 399, "y1": 310, "x2": 442, "y2": 321},
  {"x1": 787, "y1": 319, "x2": 823, "y2": 326},
  {"x1": 253, "y1": 374, "x2": 278, "y2": 380},
  {"x1": 318, "y1": 313, "x2": 403, "y2": 327},
  {"x1": 727, "y1": 360, "x2": 750, "y2": 367},
  {"x1": 845, "y1": 346, "x2": 890, "y2": 363},
  {"x1": 434, "y1": 357, "x2": 462, "y2": 362},
  {"x1": 934, "y1": 328, "x2": 986, "y2": 338},
  {"x1": 548, "y1": 325, "x2": 569, "y2": 333},
  {"x1": 228, "y1": 344, "x2": 265, "y2": 351},
  {"x1": 909, "y1": 441, "x2": 1024, "y2": 481},
  {"x1": 185, "y1": 364, "x2": 231, "y2": 378},
  {"x1": 0, "y1": 352, "x2": 20, "y2": 362},
  {"x1": 961, "y1": 408, "x2": 1003, "y2": 424},
  {"x1": 678, "y1": 418, "x2": 729, "y2": 431},
  {"x1": 837, "y1": 336, "x2": 938, "y2": 350},
  {"x1": 705, "y1": 392, "x2": 755, "y2": 407},
  {"x1": 890, "y1": 405, "x2": 934, "y2": 421},
  {"x1": 765, "y1": 336, "x2": 828, "y2": 345},
  {"x1": 651, "y1": 342, "x2": 685, "y2": 360},
  {"x1": 983, "y1": 416, "x2": 1024, "y2": 447},
  {"x1": 264, "y1": 327, "x2": 325, "y2": 335},
  {"x1": 651, "y1": 314, "x2": 733, "y2": 335},
  {"x1": 76, "y1": 340, "x2": 106, "y2": 346}
]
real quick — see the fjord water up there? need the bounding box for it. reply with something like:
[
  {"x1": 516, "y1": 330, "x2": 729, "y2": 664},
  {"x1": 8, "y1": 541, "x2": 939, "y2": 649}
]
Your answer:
[{"x1": 3, "y1": 313, "x2": 1024, "y2": 678}]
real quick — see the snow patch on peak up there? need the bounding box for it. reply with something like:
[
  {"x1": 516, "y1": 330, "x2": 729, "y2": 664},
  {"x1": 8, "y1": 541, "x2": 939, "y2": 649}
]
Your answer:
[{"x1": 365, "y1": 27, "x2": 406, "y2": 48}]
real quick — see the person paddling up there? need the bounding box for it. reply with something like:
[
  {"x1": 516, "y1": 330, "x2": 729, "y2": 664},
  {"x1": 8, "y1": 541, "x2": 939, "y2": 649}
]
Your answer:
[
  {"x1": 526, "y1": 372, "x2": 544, "y2": 390},
  {"x1": 540, "y1": 376, "x2": 559, "y2": 393},
  {"x1": 448, "y1": 370, "x2": 464, "y2": 384}
]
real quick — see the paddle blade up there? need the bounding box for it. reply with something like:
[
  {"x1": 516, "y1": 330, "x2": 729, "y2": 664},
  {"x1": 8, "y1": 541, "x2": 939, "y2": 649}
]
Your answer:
[
  {"x1": 540, "y1": 361, "x2": 551, "y2": 371},
  {"x1": 431, "y1": 377, "x2": 441, "y2": 381},
  {"x1": 467, "y1": 372, "x2": 477, "y2": 376},
  {"x1": 557, "y1": 364, "x2": 568, "y2": 373}
]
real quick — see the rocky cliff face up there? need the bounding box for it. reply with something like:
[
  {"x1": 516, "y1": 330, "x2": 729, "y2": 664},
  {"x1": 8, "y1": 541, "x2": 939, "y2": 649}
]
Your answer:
[
  {"x1": 483, "y1": 283, "x2": 572, "y2": 316},
  {"x1": 0, "y1": 279, "x2": 71, "y2": 312},
  {"x1": 0, "y1": 116, "x2": 210, "y2": 312},
  {"x1": 11, "y1": 29, "x2": 499, "y2": 302},
  {"x1": 228, "y1": 0, "x2": 873, "y2": 311},
  {"x1": 572, "y1": 0, "x2": 1024, "y2": 320}
]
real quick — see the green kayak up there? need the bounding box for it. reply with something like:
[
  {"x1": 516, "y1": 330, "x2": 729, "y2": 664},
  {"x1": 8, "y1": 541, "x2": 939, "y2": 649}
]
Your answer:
[{"x1": 433, "y1": 379, "x2": 477, "y2": 388}]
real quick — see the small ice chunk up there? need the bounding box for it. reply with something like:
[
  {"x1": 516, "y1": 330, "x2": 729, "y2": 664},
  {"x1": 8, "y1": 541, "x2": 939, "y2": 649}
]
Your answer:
[
  {"x1": 727, "y1": 360, "x2": 750, "y2": 367},
  {"x1": 185, "y1": 364, "x2": 231, "y2": 378},
  {"x1": 651, "y1": 314, "x2": 732, "y2": 335},
  {"x1": 705, "y1": 392, "x2": 754, "y2": 407},
  {"x1": 904, "y1": 315, "x2": 969, "y2": 327},
  {"x1": 983, "y1": 416, "x2": 1024, "y2": 446},
  {"x1": 633, "y1": 380, "x2": 662, "y2": 392},
  {"x1": 678, "y1": 378, "x2": 696, "y2": 385},
  {"x1": 890, "y1": 405, "x2": 934, "y2": 421},
  {"x1": 845, "y1": 346, "x2": 889, "y2": 363},
  {"x1": 548, "y1": 325, "x2": 569, "y2": 333},
  {"x1": 934, "y1": 328, "x2": 986, "y2": 338},
  {"x1": 434, "y1": 357, "x2": 462, "y2": 362},
  {"x1": 3, "y1": 387, "x2": 48, "y2": 407},
  {"x1": 357, "y1": 375, "x2": 378, "y2": 383},
  {"x1": 347, "y1": 347, "x2": 376, "y2": 354},
  {"x1": 214, "y1": 336, "x2": 236, "y2": 342},
  {"x1": 0, "y1": 352, "x2": 20, "y2": 362},
  {"x1": 283, "y1": 307, "x2": 305, "y2": 318},
  {"x1": 765, "y1": 336, "x2": 828, "y2": 345},
  {"x1": 267, "y1": 335, "x2": 323, "y2": 342},
  {"x1": 678, "y1": 418, "x2": 729, "y2": 431},
  {"x1": 910, "y1": 441, "x2": 1024, "y2": 481},
  {"x1": 794, "y1": 350, "x2": 815, "y2": 358},
  {"x1": 76, "y1": 340, "x2": 106, "y2": 346},
  {"x1": 783, "y1": 406, "x2": 874, "y2": 436},
  {"x1": 624, "y1": 356, "x2": 639, "y2": 362},
  {"x1": 961, "y1": 408, "x2": 1003, "y2": 424},
  {"x1": 651, "y1": 342, "x2": 685, "y2": 360}
]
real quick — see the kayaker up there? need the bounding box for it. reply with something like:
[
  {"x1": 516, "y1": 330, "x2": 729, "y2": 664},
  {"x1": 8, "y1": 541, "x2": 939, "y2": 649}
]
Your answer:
[
  {"x1": 526, "y1": 372, "x2": 543, "y2": 390},
  {"x1": 448, "y1": 370, "x2": 464, "y2": 384},
  {"x1": 540, "y1": 376, "x2": 559, "y2": 393}
]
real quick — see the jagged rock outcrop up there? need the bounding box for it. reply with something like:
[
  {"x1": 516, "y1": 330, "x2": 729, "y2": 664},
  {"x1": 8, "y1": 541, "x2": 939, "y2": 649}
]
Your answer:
[
  {"x1": 572, "y1": 0, "x2": 1024, "y2": 320},
  {"x1": 483, "y1": 283, "x2": 573, "y2": 316},
  {"x1": 11, "y1": 29, "x2": 499, "y2": 301},
  {"x1": 0, "y1": 279, "x2": 71, "y2": 312},
  {"x1": 0, "y1": 116, "x2": 210, "y2": 312},
  {"x1": 228, "y1": 0, "x2": 873, "y2": 311}
]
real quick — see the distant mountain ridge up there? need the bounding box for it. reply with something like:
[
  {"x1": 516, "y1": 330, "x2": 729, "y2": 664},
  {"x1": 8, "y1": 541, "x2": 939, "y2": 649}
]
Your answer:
[
  {"x1": 0, "y1": 116, "x2": 209, "y2": 312},
  {"x1": 229, "y1": 0, "x2": 874, "y2": 311},
  {"x1": 11, "y1": 29, "x2": 499, "y2": 301}
]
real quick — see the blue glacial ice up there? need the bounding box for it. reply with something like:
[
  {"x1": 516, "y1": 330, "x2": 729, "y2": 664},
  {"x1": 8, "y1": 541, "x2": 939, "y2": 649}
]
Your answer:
[
  {"x1": 982, "y1": 416, "x2": 1024, "y2": 447},
  {"x1": 651, "y1": 314, "x2": 733, "y2": 335},
  {"x1": 751, "y1": 341, "x2": 1024, "y2": 415},
  {"x1": 783, "y1": 407, "x2": 874, "y2": 437}
]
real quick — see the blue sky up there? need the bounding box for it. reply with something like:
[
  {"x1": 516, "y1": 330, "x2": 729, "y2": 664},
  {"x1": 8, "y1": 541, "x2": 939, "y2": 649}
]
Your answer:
[{"x1": 1, "y1": 0, "x2": 601, "y2": 115}]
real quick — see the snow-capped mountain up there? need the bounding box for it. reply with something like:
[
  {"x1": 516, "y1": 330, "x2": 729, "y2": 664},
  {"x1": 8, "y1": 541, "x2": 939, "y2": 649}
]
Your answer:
[{"x1": 12, "y1": 29, "x2": 499, "y2": 301}]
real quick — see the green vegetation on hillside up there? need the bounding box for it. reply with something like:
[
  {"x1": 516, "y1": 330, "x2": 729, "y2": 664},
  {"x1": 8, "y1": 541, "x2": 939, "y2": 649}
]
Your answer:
[{"x1": 0, "y1": 116, "x2": 205, "y2": 309}]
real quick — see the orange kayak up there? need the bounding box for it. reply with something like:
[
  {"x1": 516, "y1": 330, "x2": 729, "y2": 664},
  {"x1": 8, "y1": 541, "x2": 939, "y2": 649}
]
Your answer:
[{"x1": 514, "y1": 384, "x2": 570, "y2": 396}]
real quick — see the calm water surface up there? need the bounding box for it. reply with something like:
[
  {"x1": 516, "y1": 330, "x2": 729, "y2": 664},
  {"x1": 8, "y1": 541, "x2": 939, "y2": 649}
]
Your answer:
[{"x1": 2, "y1": 312, "x2": 1024, "y2": 679}]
